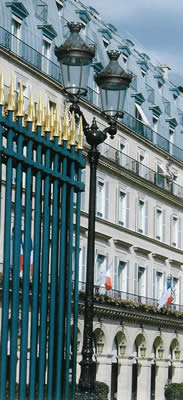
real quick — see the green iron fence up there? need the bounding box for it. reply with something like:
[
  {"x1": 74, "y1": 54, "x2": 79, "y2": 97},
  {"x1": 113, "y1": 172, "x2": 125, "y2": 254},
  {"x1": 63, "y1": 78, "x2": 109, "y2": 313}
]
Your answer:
[{"x1": 0, "y1": 76, "x2": 85, "y2": 399}]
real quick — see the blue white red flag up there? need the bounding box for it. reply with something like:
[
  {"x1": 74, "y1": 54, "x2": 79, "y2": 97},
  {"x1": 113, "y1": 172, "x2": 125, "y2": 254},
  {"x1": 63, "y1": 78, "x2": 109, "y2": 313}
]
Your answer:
[
  {"x1": 19, "y1": 239, "x2": 34, "y2": 278},
  {"x1": 158, "y1": 281, "x2": 173, "y2": 310},
  {"x1": 105, "y1": 268, "x2": 112, "y2": 291}
]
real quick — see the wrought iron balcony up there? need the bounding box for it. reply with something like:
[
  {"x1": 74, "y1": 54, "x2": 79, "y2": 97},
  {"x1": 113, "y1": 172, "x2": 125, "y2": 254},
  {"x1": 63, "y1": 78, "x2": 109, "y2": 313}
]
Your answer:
[
  {"x1": 1, "y1": 26, "x2": 183, "y2": 163},
  {"x1": 79, "y1": 281, "x2": 183, "y2": 312},
  {"x1": 83, "y1": 138, "x2": 183, "y2": 199}
]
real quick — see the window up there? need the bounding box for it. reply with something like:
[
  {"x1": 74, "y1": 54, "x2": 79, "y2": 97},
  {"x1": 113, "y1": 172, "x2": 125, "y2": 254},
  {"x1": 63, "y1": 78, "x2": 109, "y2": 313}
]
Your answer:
[
  {"x1": 141, "y1": 68, "x2": 146, "y2": 77},
  {"x1": 172, "y1": 215, "x2": 178, "y2": 247},
  {"x1": 171, "y1": 215, "x2": 181, "y2": 248},
  {"x1": 137, "y1": 149, "x2": 147, "y2": 178},
  {"x1": 153, "y1": 116, "x2": 158, "y2": 133},
  {"x1": 172, "y1": 277, "x2": 179, "y2": 306},
  {"x1": 169, "y1": 128, "x2": 174, "y2": 154},
  {"x1": 96, "y1": 179, "x2": 109, "y2": 219},
  {"x1": 156, "y1": 271, "x2": 164, "y2": 300},
  {"x1": 155, "y1": 207, "x2": 166, "y2": 241},
  {"x1": 56, "y1": 0, "x2": 63, "y2": 17},
  {"x1": 11, "y1": 15, "x2": 22, "y2": 55},
  {"x1": 118, "y1": 138, "x2": 128, "y2": 167},
  {"x1": 42, "y1": 37, "x2": 51, "y2": 74},
  {"x1": 79, "y1": 246, "x2": 86, "y2": 291},
  {"x1": 134, "y1": 264, "x2": 147, "y2": 298},
  {"x1": 117, "y1": 189, "x2": 129, "y2": 227},
  {"x1": 135, "y1": 103, "x2": 150, "y2": 127},
  {"x1": 137, "y1": 199, "x2": 144, "y2": 233},
  {"x1": 95, "y1": 252, "x2": 107, "y2": 287},
  {"x1": 122, "y1": 53, "x2": 128, "y2": 64},
  {"x1": 103, "y1": 37, "x2": 109, "y2": 48},
  {"x1": 114, "y1": 257, "x2": 129, "y2": 299},
  {"x1": 156, "y1": 163, "x2": 166, "y2": 188}
]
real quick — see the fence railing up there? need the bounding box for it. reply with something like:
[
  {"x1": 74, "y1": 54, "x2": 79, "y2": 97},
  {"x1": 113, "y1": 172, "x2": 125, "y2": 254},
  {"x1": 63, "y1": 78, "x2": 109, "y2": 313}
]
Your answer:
[
  {"x1": 1, "y1": 25, "x2": 183, "y2": 164},
  {"x1": 79, "y1": 282, "x2": 183, "y2": 312}
]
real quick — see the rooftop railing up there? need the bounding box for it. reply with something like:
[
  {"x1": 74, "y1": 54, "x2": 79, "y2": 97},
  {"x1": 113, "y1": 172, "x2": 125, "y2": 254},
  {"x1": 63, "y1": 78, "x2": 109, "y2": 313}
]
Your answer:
[
  {"x1": 1, "y1": 26, "x2": 183, "y2": 163},
  {"x1": 79, "y1": 281, "x2": 183, "y2": 313}
]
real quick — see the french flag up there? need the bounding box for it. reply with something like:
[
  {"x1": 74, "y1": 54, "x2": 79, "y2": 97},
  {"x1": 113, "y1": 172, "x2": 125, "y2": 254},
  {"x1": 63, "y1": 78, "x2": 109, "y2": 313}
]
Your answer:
[
  {"x1": 105, "y1": 268, "x2": 112, "y2": 291},
  {"x1": 20, "y1": 240, "x2": 24, "y2": 276},
  {"x1": 30, "y1": 239, "x2": 34, "y2": 277},
  {"x1": 166, "y1": 281, "x2": 173, "y2": 306},
  {"x1": 158, "y1": 281, "x2": 173, "y2": 309},
  {"x1": 19, "y1": 239, "x2": 34, "y2": 277}
]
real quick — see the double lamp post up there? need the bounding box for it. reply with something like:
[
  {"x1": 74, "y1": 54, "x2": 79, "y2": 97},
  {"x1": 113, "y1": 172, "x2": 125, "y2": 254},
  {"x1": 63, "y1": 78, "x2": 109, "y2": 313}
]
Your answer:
[{"x1": 55, "y1": 22, "x2": 132, "y2": 399}]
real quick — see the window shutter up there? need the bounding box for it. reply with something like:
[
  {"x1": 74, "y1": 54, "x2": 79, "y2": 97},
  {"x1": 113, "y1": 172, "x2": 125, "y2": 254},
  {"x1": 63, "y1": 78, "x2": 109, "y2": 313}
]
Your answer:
[
  {"x1": 117, "y1": 187, "x2": 120, "y2": 224},
  {"x1": 104, "y1": 181, "x2": 109, "y2": 220},
  {"x1": 136, "y1": 197, "x2": 140, "y2": 232},
  {"x1": 154, "y1": 207, "x2": 157, "y2": 239},
  {"x1": 134, "y1": 263, "x2": 138, "y2": 295},
  {"x1": 81, "y1": 246, "x2": 86, "y2": 290},
  {"x1": 179, "y1": 277, "x2": 181, "y2": 311},
  {"x1": 170, "y1": 215, "x2": 173, "y2": 246},
  {"x1": 126, "y1": 192, "x2": 130, "y2": 228},
  {"x1": 178, "y1": 217, "x2": 182, "y2": 249},
  {"x1": 114, "y1": 256, "x2": 118, "y2": 290},
  {"x1": 145, "y1": 266, "x2": 148, "y2": 300},
  {"x1": 162, "y1": 209, "x2": 166, "y2": 242},
  {"x1": 152, "y1": 268, "x2": 156, "y2": 299},
  {"x1": 145, "y1": 200, "x2": 148, "y2": 235},
  {"x1": 80, "y1": 169, "x2": 86, "y2": 211},
  {"x1": 127, "y1": 262, "x2": 129, "y2": 299}
]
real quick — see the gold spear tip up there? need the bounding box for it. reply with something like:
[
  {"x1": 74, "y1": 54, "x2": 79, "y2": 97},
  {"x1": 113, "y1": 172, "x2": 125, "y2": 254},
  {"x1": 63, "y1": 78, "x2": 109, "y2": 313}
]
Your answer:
[
  {"x1": 77, "y1": 115, "x2": 84, "y2": 150},
  {"x1": 0, "y1": 71, "x2": 5, "y2": 106},
  {"x1": 7, "y1": 74, "x2": 15, "y2": 111}
]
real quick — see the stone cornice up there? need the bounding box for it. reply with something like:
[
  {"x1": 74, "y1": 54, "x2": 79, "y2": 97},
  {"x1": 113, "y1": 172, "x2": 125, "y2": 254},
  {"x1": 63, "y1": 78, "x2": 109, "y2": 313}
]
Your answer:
[{"x1": 79, "y1": 301, "x2": 183, "y2": 330}]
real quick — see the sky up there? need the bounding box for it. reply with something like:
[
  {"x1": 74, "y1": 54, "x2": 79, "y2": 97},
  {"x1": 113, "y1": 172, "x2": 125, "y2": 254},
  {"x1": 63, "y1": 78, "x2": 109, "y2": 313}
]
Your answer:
[{"x1": 82, "y1": 0, "x2": 183, "y2": 86}]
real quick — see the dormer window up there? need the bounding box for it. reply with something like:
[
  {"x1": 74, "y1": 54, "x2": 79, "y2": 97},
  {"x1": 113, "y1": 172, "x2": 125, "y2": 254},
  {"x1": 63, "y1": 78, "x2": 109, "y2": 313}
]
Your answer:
[
  {"x1": 158, "y1": 81, "x2": 162, "y2": 90},
  {"x1": 122, "y1": 53, "x2": 128, "y2": 63},
  {"x1": 163, "y1": 98, "x2": 171, "y2": 116},
  {"x1": 103, "y1": 37, "x2": 109, "y2": 48},
  {"x1": 56, "y1": 0, "x2": 63, "y2": 17},
  {"x1": 141, "y1": 68, "x2": 146, "y2": 78}
]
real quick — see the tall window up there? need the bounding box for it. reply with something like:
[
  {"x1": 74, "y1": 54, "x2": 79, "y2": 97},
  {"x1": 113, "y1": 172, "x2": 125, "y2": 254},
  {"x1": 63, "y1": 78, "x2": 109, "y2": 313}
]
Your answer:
[
  {"x1": 137, "y1": 199, "x2": 145, "y2": 233},
  {"x1": 156, "y1": 271, "x2": 164, "y2": 299},
  {"x1": 137, "y1": 197, "x2": 148, "y2": 235},
  {"x1": 95, "y1": 252, "x2": 107, "y2": 287},
  {"x1": 134, "y1": 264, "x2": 147, "y2": 299},
  {"x1": 42, "y1": 38, "x2": 51, "y2": 74},
  {"x1": 114, "y1": 257, "x2": 129, "y2": 299},
  {"x1": 155, "y1": 207, "x2": 166, "y2": 241},
  {"x1": 118, "y1": 138, "x2": 128, "y2": 167},
  {"x1": 96, "y1": 178, "x2": 109, "y2": 219},
  {"x1": 11, "y1": 15, "x2": 22, "y2": 55},
  {"x1": 137, "y1": 149, "x2": 147, "y2": 178},
  {"x1": 117, "y1": 189, "x2": 129, "y2": 227},
  {"x1": 172, "y1": 215, "x2": 178, "y2": 247},
  {"x1": 172, "y1": 277, "x2": 179, "y2": 306},
  {"x1": 169, "y1": 128, "x2": 174, "y2": 155}
]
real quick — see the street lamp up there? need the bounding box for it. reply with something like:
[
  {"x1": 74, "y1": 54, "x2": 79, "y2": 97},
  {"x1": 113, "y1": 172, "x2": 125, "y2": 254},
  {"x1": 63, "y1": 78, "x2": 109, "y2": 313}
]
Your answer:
[{"x1": 55, "y1": 22, "x2": 132, "y2": 399}]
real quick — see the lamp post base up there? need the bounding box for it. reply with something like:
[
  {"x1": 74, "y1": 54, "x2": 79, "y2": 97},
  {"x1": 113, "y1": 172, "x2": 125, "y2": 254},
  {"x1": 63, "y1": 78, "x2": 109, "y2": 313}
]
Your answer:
[{"x1": 75, "y1": 391, "x2": 100, "y2": 399}]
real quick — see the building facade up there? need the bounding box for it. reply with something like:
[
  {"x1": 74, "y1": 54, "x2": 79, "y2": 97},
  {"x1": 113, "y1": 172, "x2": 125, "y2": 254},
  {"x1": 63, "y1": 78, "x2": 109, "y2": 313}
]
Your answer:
[{"x1": 1, "y1": 1, "x2": 183, "y2": 399}]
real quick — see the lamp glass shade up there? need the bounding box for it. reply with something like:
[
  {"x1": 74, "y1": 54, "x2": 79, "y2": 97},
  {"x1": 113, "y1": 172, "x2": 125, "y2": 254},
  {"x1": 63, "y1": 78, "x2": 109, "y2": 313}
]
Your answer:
[
  {"x1": 95, "y1": 50, "x2": 132, "y2": 118},
  {"x1": 55, "y1": 22, "x2": 95, "y2": 97},
  {"x1": 99, "y1": 86, "x2": 127, "y2": 118}
]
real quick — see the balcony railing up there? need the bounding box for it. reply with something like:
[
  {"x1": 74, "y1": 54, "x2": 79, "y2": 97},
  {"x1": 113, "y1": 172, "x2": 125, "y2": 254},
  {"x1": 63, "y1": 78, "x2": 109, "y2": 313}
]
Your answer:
[
  {"x1": 79, "y1": 281, "x2": 183, "y2": 312},
  {"x1": 89, "y1": 140, "x2": 183, "y2": 199},
  {"x1": 1, "y1": 26, "x2": 183, "y2": 164}
]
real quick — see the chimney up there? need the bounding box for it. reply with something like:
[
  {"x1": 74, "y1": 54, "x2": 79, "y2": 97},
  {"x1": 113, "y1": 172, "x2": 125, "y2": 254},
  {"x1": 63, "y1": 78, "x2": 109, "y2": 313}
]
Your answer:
[{"x1": 161, "y1": 64, "x2": 171, "y2": 80}]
